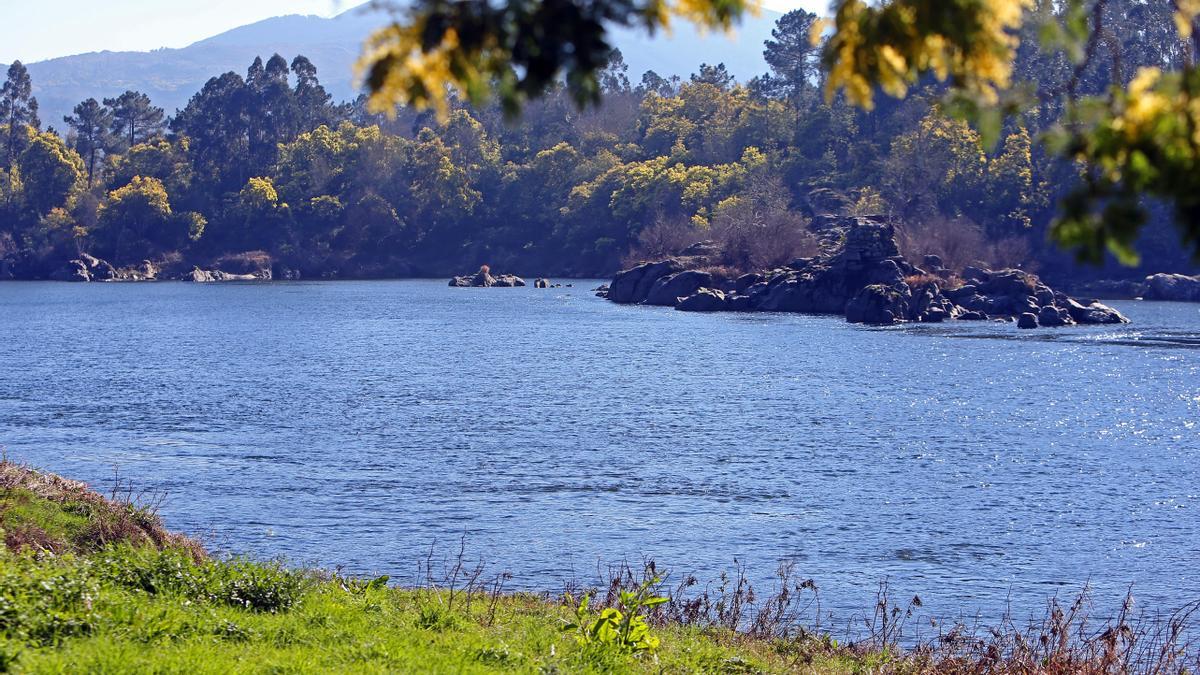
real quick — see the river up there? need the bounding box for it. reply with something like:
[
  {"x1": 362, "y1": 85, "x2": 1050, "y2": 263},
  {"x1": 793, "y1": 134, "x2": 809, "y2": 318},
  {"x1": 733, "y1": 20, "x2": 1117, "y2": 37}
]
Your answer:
[{"x1": 1, "y1": 280, "x2": 1197, "y2": 629}]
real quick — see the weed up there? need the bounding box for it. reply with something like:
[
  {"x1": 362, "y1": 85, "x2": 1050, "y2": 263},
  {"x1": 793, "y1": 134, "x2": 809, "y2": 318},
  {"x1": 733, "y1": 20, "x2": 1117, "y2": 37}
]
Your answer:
[{"x1": 563, "y1": 574, "x2": 667, "y2": 654}]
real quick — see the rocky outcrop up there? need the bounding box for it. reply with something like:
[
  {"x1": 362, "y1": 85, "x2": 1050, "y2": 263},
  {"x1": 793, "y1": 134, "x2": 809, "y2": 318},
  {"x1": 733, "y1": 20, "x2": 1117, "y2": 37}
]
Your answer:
[
  {"x1": 677, "y1": 287, "x2": 728, "y2": 312},
  {"x1": 645, "y1": 270, "x2": 712, "y2": 306},
  {"x1": 608, "y1": 259, "x2": 685, "y2": 304},
  {"x1": 49, "y1": 253, "x2": 118, "y2": 282},
  {"x1": 605, "y1": 217, "x2": 1130, "y2": 329},
  {"x1": 449, "y1": 268, "x2": 525, "y2": 287},
  {"x1": 186, "y1": 267, "x2": 270, "y2": 282},
  {"x1": 1143, "y1": 273, "x2": 1200, "y2": 302}
]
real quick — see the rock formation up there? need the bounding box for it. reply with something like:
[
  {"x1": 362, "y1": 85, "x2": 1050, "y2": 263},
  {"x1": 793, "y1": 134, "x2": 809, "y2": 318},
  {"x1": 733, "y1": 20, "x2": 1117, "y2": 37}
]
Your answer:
[
  {"x1": 606, "y1": 217, "x2": 1130, "y2": 328},
  {"x1": 449, "y1": 267, "x2": 525, "y2": 287},
  {"x1": 1142, "y1": 273, "x2": 1200, "y2": 302}
]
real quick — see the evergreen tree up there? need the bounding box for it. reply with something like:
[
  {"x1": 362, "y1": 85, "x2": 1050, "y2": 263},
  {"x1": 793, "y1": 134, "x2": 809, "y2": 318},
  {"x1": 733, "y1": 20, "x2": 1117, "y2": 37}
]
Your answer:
[
  {"x1": 291, "y1": 56, "x2": 336, "y2": 131},
  {"x1": 63, "y1": 98, "x2": 113, "y2": 187},
  {"x1": 762, "y1": 10, "x2": 819, "y2": 104},
  {"x1": 103, "y1": 91, "x2": 165, "y2": 150},
  {"x1": 1, "y1": 61, "x2": 41, "y2": 168}
]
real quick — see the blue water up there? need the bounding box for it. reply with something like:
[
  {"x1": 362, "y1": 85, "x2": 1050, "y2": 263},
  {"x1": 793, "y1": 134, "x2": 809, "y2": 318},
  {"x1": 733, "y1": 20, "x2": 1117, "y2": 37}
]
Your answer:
[{"x1": 1, "y1": 280, "x2": 1198, "y2": 628}]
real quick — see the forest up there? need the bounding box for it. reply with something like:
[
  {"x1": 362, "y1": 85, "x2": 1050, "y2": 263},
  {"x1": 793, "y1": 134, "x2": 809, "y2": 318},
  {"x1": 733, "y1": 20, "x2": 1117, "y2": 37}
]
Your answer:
[{"x1": 0, "y1": 2, "x2": 1196, "y2": 283}]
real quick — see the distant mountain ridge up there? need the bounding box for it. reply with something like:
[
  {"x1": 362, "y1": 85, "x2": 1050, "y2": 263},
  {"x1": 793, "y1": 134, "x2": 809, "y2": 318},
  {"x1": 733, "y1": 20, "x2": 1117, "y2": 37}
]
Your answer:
[{"x1": 11, "y1": 7, "x2": 781, "y2": 130}]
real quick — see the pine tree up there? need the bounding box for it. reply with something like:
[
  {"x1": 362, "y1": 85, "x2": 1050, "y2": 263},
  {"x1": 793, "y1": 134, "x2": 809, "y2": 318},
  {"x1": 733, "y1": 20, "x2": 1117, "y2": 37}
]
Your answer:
[
  {"x1": 1, "y1": 61, "x2": 41, "y2": 168},
  {"x1": 103, "y1": 91, "x2": 165, "y2": 150},
  {"x1": 63, "y1": 98, "x2": 113, "y2": 187}
]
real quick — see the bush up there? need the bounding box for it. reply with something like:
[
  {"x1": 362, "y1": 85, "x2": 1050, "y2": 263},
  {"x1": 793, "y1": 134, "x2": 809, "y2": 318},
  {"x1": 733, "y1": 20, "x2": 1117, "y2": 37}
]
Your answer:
[
  {"x1": 0, "y1": 554, "x2": 98, "y2": 646},
  {"x1": 711, "y1": 178, "x2": 817, "y2": 272},
  {"x1": 627, "y1": 215, "x2": 703, "y2": 263},
  {"x1": 97, "y1": 547, "x2": 306, "y2": 613}
]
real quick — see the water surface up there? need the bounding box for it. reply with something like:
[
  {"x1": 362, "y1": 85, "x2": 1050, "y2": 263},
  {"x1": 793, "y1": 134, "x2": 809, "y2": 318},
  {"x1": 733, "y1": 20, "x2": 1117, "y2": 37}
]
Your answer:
[{"x1": 2, "y1": 281, "x2": 1198, "y2": 628}]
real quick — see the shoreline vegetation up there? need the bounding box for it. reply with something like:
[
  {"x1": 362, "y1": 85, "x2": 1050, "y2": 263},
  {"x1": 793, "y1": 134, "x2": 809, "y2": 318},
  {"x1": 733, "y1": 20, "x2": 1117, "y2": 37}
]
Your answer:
[{"x1": 2, "y1": 460, "x2": 1197, "y2": 673}]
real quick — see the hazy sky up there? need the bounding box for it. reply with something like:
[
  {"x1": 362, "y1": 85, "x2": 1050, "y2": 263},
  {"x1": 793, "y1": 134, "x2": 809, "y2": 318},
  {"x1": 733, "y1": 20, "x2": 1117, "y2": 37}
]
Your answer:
[{"x1": 0, "y1": 0, "x2": 826, "y2": 64}]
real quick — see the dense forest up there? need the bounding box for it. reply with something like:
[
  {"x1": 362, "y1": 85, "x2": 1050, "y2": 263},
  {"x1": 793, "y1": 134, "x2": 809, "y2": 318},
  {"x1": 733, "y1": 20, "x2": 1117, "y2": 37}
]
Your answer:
[{"x1": 0, "y1": 4, "x2": 1195, "y2": 283}]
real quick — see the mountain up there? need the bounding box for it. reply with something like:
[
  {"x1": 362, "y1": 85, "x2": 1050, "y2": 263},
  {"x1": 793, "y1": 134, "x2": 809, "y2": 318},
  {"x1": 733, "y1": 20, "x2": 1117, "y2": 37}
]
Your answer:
[{"x1": 14, "y1": 7, "x2": 782, "y2": 130}]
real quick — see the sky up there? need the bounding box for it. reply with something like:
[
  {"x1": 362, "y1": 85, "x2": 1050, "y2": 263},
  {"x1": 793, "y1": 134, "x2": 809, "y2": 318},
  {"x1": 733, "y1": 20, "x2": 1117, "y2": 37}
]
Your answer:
[{"x1": 0, "y1": 0, "x2": 826, "y2": 64}]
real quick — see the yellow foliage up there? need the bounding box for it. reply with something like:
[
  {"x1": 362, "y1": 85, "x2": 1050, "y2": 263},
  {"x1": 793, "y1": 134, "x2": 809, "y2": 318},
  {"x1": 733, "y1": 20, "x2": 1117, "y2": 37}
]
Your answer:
[
  {"x1": 823, "y1": 0, "x2": 1031, "y2": 109},
  {"x1": 1176, "y1": 0, "x2": 1200, "y2": 37}
]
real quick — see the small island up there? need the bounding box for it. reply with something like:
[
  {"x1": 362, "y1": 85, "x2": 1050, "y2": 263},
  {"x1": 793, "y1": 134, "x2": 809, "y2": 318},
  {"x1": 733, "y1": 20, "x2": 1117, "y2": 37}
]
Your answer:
[{"x1": 603, "y1": 217, "x2": 1129, "y2": 329}]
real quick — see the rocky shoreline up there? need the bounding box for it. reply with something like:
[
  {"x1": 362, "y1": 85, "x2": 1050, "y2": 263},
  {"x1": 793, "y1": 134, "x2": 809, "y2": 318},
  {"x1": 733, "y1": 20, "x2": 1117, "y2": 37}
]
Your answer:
[
  {"x1": 448, "y1": 266, "x2": 526, "y2": 287},
  {"x1": 600, "y1": 218, "x2": 1131, "y2": 329},
  {"x1": 34, "y1": 252, "x2": 274, "y2": 283}
]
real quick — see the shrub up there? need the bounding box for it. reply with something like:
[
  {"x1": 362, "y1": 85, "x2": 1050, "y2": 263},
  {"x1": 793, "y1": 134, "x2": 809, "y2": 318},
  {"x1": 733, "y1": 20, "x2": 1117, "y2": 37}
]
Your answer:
[
  {"x1": 899, "y1": 216, "x2": 1036, "y2": 272},
  {"x1": 0, "y1": 554, "x2": 98, "y2": 646},
  {"x1": 97, "y1": 547, "x2": 306, "y2": 613},
  {"x1": 627, "y1": 215, "x2": 703, "y2": 264},
  {"x1": 711, "y1": 178, "x2": 817, "y2": 272}
]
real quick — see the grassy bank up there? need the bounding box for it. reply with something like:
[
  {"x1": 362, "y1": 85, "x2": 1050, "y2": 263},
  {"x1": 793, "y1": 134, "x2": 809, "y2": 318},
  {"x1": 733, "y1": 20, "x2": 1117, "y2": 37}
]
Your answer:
[{"x1": 2, "y1": 461, "x2": 1196, "y2": 673}]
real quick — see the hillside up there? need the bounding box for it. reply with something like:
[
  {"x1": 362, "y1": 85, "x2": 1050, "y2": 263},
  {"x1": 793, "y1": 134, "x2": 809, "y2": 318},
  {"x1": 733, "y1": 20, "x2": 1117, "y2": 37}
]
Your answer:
[{"x1": 14, "y1": 6, "x2": 781, "y2": 127}]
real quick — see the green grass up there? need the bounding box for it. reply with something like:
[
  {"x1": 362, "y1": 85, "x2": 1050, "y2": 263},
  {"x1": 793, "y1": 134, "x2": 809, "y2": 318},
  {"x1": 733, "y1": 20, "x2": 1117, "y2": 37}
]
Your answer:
[
  {"x1": 9, "y1": 461, "x2": 1187, "y2": 673},
  {"x1": 0, "y1": 546, "x2": 859, "y2": 674},
  {"x1": 0, "y1": 462, "x2": 858, "y2": 674}
]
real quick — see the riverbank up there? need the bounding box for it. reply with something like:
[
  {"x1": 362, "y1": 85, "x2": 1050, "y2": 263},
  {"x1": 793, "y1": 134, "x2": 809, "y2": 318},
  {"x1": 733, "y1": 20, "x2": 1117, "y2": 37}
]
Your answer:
[{"x1": 3, "y1": 461, "x2": 1196, "y2": 673}]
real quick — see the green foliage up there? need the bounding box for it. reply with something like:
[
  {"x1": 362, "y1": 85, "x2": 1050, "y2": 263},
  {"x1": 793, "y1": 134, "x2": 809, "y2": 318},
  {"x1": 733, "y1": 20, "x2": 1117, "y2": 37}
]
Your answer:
[
  {"x1": 96, "y1": 547, "x2": 306, "y2": 613},
  {"x1": 357, "y1": 0, "x2": 755, "y2": 119},
  {"x1": 563, "y1": 576, "x2": 668, "y2": 655},
  {"x1": 17, "y1": 133, "x2": 84, "y2": 217},
  {"x1": 104, "y1": 91, "x2": 165, "y2": 150},
  {"x1": 0, "y1": 555, "x2": 97, "y2": 646},
  {"x1": 1, "y1": 61, "x2": 41, "y2": 167}
]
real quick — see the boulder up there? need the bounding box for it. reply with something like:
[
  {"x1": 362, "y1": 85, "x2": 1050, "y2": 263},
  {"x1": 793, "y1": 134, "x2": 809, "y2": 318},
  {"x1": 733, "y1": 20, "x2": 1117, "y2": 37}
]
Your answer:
[
  {"x1": 51, "y1": 259, "x2": 92, "y2": 282},
  {"x1": 962, "y1": 266, "x2": 990, "y2": 283},
  {"x1": 920, "y1": 306, "x2": 948, "y2": 323},
  {"x1": 188, "y1": 267, "x2": 216, "y2": 283},
  {"x1": 734, "y1": 273, "x2": 764, "y2": 293},
  {"x1": 1037, "y1": 305, "x2": 1072, "y2": 327},
  {"x1": 676, "y1": 288, "x2": 729, "y2": 312},
  {"x1": 645, "y1": 270, "x2": 712, "y2": 306},
  {"x1": 79, "y1": 253, "x2": 116, "y2": 281},
  {"x1": 728, "y1": 294, "x2": 754, "y2": 312},
  {"x1": 449, "y1": 270, "x2": 524, "y2": 287},
  {"x1": 473, "y1": 270, "x2": 496, "y2": 287},
  {"x1": 607, "y1": 259, "x2": 684, "y2": 304},
  {"x1": 846, "y1": 284, "x2": 908, "y2": 325},
  {"x1": 535, "y1": 278, "x2": 550, "y2": 288},
  {"x1": 1065, "y1": 299, "x2": 1129, "y2": 324},
  {"x1": 1143, "y1": 273, "x2": 1200, "y2": 302},
  {"x1": 492, "y1": 274, "x2": 526, "y2": 287},
  {"x1": 1017, "y1": 313, "x2": 1039, "y2": 329}
]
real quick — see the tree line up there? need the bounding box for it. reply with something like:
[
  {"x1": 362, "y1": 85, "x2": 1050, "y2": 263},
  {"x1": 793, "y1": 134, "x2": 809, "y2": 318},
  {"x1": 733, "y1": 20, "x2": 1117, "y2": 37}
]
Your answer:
[{"x1": 0, "y1": 5, "x2": 1194, "y2": 281}]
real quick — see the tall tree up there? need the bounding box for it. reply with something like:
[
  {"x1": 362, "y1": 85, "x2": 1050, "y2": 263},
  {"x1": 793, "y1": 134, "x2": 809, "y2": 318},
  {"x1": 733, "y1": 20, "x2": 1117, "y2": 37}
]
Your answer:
[
  {"x1": 291, "y1": 56, "x2": 337, "y2": 131},
  {"x1": 103, "y1": 91, "x2": 165, "y2": 150},
  {"x1": 1, "y1": 61, "x2": 41, "y2": 168},
  {"x1": 762, "y1": 10, "x2": 819, "y2": 104},
  {"x1": 63, "y1": 98, "x2": 113, "y2": 187}
]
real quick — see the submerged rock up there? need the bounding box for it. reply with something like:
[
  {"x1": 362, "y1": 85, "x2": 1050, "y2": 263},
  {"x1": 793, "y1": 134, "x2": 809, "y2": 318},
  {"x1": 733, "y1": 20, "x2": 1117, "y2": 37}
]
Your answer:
[{"x1": 1017, "y1": 313, "x2": 1039, "y2": 329}]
